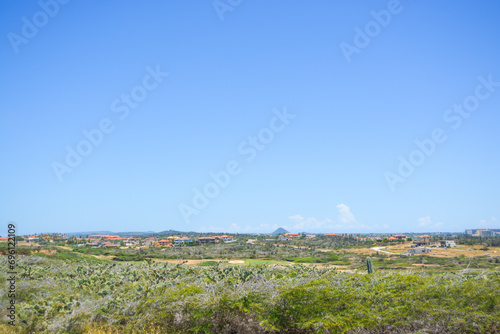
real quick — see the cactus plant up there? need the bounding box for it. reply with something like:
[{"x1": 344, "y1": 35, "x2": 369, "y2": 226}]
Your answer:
[{"x1": 366, "y1": 257, "x2": 374, "y2": 274}]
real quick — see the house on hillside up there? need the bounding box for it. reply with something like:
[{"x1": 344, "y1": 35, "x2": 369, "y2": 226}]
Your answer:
[
  {"x1": 306, "y1": 234, "x2": 316, "y2": 239},
  {"x1": 101, "y1": 242, "x2": 120, "y2": 248},
  {"x1": 89, "y1": 234, "x2": 107, "y2": 240},
  {"x1": 174, "y1": 237, "x2": 192, "y2": 245},
  {"x1": 283, "y1": 233, "x2": 299, "y2": 239},
  {"x1": 198, "y1": 237, "x2": 217, "y2": 244},
  {"x1": 105, "y1": 235, "x2": 124, "y2": 241},
  {"x1": 155, "y1": 239, "x2": 172, "y2": 247},
  {"x1": 144, "y1": 237, "x2": 156, "y2": 246}
]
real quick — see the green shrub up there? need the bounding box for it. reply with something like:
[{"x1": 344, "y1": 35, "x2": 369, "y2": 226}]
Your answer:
[{"x1": 200, "y1": 261, "x2": 218, "y2": 266}]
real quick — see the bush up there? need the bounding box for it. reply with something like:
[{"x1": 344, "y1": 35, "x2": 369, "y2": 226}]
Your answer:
[
  {"x1": 200, "y1": 261, "x2": 218, "y2": 266},
  {"x1": 286, "y1": 256, "x2": 323, "y2": 263},
  {"x1": 112, "y1": 255, "x2": 144, "y2": 261}
]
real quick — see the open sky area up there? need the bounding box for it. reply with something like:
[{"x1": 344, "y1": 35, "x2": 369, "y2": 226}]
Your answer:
[{"x1": 1, "y1": 1, "x2": 499, "y2": 236}]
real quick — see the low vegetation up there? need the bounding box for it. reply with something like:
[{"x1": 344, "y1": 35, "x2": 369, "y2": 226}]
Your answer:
[{"x1": 0, "y1": 246, "x2": 500, "y2": 333}]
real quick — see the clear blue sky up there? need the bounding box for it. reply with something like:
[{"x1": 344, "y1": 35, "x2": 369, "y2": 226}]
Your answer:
[{"x1": 1, "y1": 1, "x2": 499, "y2": 236}]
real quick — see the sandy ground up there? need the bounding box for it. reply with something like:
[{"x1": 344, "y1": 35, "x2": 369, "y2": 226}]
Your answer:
[
  {"x1": 90, "y1": 255, "x2": 115, "y2": 260},
  {"x1": 33, "y1": 249, "x2": 57, "y2": 255},
  {"x1": 154, "y1": 259, "x2": 204, "y2": 264},
  {"x1": 388, "y1": 244, "x2": 500, "y2": 258},
  {"x1": 344, "y1": 244, "x2": 500, "y2": 259},
  {"x1": 348, "y1": 248, "x2": 380, "y2": 256}
]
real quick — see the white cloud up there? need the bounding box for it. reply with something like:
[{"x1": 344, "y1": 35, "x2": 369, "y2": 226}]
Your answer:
[
  {"x1": 285, "y1": 204, "x2": 388, "y2": 232},
  {"x1": 418, "y1": 216, "x2": 432, "y2": 227},
  {"x1": 289, "y1": 214, "x2": 304, "y2": 222},
  {"x1": 418, "y1": 216, "x2": 444, "y2": 230},
  {"x1": 478, "y1": 216, "x2": 499, "y2": 228},
  {"x1": 337, "y1": 204, "x2": 356, "y2": 223},
  {"x1": 226, "y1": 223, "x2": 263, "y2": 233},
  {"x1": 288, "y1": 216, "x2": 332, "y2": 230},
  {"x1": 199, "y1": 225, "x2": 222, "y2": 232}
]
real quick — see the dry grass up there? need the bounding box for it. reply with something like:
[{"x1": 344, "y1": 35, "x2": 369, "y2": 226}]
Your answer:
[{"x1": 350, "y1": 245, "x2": 500, "y2": 258}]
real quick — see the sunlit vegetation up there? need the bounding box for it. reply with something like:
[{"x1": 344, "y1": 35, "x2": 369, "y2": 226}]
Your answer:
[{"x1": 1, "y1": 246, "x2": 500, "y2": 333}]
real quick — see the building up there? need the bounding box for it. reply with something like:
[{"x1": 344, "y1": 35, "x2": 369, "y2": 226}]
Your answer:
[
  {"x1": 440, "y1": 240, "x2": 456, "y2": 247},
  {"x1": 408, "y1": 247, "x2": 432, "y2": 255},
  {"x1": 174, "y1": 237, "x2": 192, "y2": 245},
  {"x1": 414, "y1": 235, "x2": 431, "y2": 246},
  {"x1": 198, "y1": 237, "x2": 217, "y2": 244},
  {"x1": 89, "y1": 234, "x2": 107, "y2": 239},
  {"x1": 478, "y1": 230, "x2": 495, "y2": 237},
  {"x1": 105, "y1": 235, "x2": 124, "y2": 242},
  {"x1": 101, "y1": 242, "x2": 120, "y2": 248},
  {"x1": 465, "y1": 229, "x2": 500, "y2": 236},
  {"x1": 143, "y1": 237, "x2": 156, "y2": 246},
  {"x1": 306, "y1": 234, "x2": 316, "y2": 239},
  {"x1": 283, "y1": 233, "x2": 299, "y2": 239},
  {"x1": 155, "y1": 239, "x2": 172, "y2": 247}
]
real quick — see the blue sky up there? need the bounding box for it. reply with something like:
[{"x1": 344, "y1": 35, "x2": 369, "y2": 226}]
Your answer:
[{"x1": 1, "y1": 1, "x2": 499, "y2": 236}]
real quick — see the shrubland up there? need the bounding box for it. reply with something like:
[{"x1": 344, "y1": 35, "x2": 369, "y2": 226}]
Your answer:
[{"x1": 1, "y1": 249, "x2": 499, "y2": 333}]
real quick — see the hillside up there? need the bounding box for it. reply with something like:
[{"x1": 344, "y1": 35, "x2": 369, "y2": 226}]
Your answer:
[{"x1": 270, "y1": 227, "x2": 289, "y2": 235}]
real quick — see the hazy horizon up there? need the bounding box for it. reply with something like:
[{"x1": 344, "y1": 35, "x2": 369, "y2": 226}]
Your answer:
[
  {"x1": 1, "y1": 1, "x2": 500, "y2": 236},
  {"x1": 4, "y1": 225, "x2": 492, "y2": 238}
]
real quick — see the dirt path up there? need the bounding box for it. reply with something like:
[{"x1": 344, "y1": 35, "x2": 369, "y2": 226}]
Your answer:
[
  {"x1": 277, "y1": 244, "x2": 335, "y2": 253},
  {"x1": 371, "y1": 246, "x2": 399, "y2": 255},
  {"x1": 54, "y1": 245, "x2": 73, "y2": 251}
]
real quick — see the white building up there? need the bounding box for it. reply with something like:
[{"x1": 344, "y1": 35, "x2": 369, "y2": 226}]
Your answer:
[
  {"x1": 408, "y1": 247, "x2": 432, "y2": 255},
  {"x1": 440, "y1": 240, "x2": 456, "y2": 247}
]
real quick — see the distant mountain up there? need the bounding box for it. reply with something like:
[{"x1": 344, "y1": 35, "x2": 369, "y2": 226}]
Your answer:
[
  {"x1": 156, "y1": 229, "x2": 191, "y2": 235},
  {"x1": 118, "y1": 231, "x2": 156, "y2": 237},
  {"x1": 271, "y1": 227, "x2": 289, "y2": 235},
  {"x1": 65, "y1": 231, "x2": 156, "y2": 237}
]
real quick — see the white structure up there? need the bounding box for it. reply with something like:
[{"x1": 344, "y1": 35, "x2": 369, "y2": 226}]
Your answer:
[
  {"x1": 440, "y1": 240, "x2": 456, "y2": 247},
  {"x1": 408, "y1": 247, "x2": 432, "y2": 255}
]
